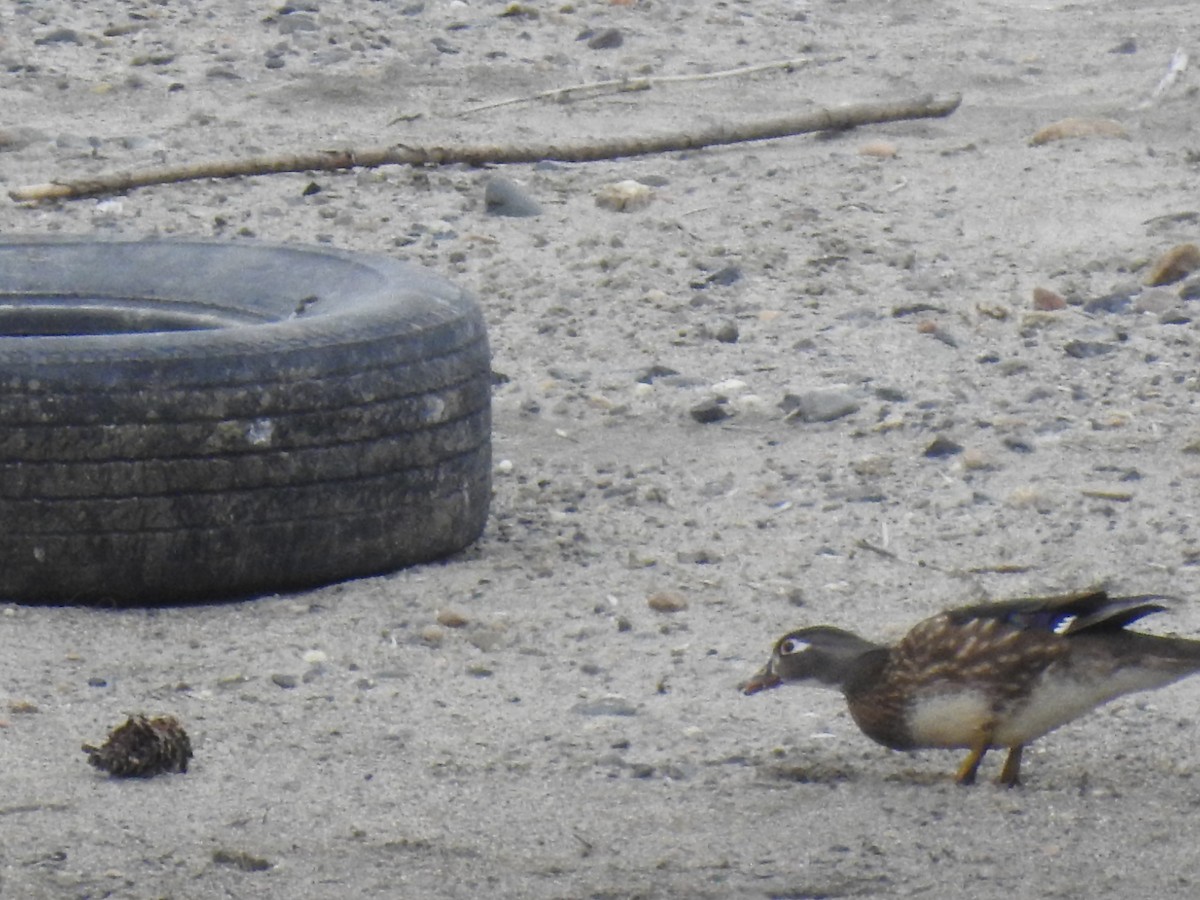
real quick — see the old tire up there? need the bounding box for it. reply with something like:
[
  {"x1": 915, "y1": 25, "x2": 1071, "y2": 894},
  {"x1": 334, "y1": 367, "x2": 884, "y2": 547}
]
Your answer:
[{"x1": 0, "y1": 236, "x2": 491, "y2": 605}]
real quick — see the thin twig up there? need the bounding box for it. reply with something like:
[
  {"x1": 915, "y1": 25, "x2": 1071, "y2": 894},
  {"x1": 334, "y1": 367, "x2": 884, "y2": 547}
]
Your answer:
[
  {"x1": 9, "y1": 93, "x2": 961, "y2": 203},
  {"x1": 450, "y1": 56, "x2": 829, "y2": 117}
]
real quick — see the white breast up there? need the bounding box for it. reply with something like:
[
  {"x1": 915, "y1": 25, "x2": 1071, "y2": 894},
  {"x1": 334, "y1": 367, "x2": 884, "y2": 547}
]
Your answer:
[{"x1": 906, "y1": 689, "x2": 993, "y2": 748}]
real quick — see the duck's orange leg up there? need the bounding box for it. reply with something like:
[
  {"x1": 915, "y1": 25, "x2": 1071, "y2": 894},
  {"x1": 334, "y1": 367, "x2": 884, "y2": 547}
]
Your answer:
[
  {"x1": 955, "y1": 742, "x2": 988, "y2": 785},
  {"x1": 998, "y1": 745, "x2": 1024, "y2": 787}
]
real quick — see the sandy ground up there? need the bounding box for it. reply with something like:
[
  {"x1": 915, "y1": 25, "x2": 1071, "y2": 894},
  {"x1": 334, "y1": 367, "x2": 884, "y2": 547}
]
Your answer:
[{"x1": 3, "y1": 0, "x2": 1200, "y2": 897}]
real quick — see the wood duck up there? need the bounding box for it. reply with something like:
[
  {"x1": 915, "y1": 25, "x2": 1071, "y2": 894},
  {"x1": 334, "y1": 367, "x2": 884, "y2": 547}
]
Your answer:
[{"x1": 741, "y1": 589, "x2": 1200, "y2": 785}]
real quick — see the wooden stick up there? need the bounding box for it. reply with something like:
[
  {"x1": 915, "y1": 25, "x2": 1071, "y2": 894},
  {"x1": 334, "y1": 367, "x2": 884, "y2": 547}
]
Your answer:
[
  {"x1": 9, "y1": 93, "x2": 961, "y2": 203},
  {"x1": 450, "y1": 55, "x2": 832, "y2": 117}
]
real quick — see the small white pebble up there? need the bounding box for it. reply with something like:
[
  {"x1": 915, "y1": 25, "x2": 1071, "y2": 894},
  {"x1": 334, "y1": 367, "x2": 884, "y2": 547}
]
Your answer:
[{"x1": 711, "y1": 378, "x2": 748, "y2": 395}]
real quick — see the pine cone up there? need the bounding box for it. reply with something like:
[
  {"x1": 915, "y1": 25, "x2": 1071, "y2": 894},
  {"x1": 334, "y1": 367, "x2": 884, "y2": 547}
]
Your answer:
[{"x1": 82, "y1": 715, "x2": 193, "y2": 777}]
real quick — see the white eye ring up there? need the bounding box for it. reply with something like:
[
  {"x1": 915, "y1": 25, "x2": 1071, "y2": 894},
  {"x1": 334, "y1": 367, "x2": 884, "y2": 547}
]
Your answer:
[{"x1": 779, "y1": 637, "x2": 806, "y2": 655}]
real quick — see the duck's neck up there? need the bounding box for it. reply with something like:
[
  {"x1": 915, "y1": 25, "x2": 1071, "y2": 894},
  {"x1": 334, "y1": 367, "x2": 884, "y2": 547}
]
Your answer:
[{"x1": 837, "y1": 646, "x2": 891, "y2": 697}]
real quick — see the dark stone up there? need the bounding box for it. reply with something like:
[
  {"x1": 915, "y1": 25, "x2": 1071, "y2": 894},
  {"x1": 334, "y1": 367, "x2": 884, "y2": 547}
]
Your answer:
[
  {"x1": 1083, "y1": 289, "x2": 1135, "y2": 314},
  {"x1": 35, "y1": 28, "x2": 83, "y2": 45},
  {"x1": 713, "y1": 321, "x2": 739, "y2": 343},
  {"x1": 892, "y1": 303, "x2": 945, "y2": 317},
  {"x1": 1064, "y1": 340, "x2": 1115, "y2": 358},
  {"x1": 585, "y1": 27, "x2": 624, "y2": 49},
  {"x1": 636, "y1": 364, "x2": 679, "y2": 384},
  {"x1": 691, "y1": 265, "x2": 742, "y2": 289},
  {"x1": 923, "y1": 435, "x2": 963, "y2": 458},
  {"x1": 690, "y1": 398, "x2": 730, "y2": 424}
]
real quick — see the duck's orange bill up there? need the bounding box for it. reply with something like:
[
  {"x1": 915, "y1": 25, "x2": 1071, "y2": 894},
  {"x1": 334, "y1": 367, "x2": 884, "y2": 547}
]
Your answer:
[{"x1": 740, "y1": 666, "x2": 781, "y2": 695}]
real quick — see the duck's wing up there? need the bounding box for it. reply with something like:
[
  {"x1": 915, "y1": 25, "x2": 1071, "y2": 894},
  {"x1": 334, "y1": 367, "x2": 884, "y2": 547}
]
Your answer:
[{"x1": 944, "y1": 589, "x2": 1171, "y2": 636}]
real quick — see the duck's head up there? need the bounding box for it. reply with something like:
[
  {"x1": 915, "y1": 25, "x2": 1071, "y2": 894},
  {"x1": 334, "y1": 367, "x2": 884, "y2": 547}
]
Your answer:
[{"x1": 741, "y1": 626, "x2": 883, "y2": 694}]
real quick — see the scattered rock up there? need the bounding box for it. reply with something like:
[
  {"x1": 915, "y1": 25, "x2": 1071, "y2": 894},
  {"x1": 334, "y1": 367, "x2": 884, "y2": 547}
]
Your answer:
[
  {"x1": 1083, "y1": 288, "x2": 1136, "y2": 314},
  {"x1": 858, "y1": 140, "x2": 898, "y2": 158},
  {"x1": 712, "y1": 320, "x2": 739, "y2": 343},
  {"x1": 271, "y1": 673, "x2": 298, "y2": 689},
  {"x1": 851, "y1": 455, "x2": 893, "y2": 477},
  {"x1": 585, "y1": 27, "x2": 624, "y2": 49},
  {"x1": 1064, "y1": 339, "x2": 1115, "y2": 358},
  {"x1": 647, "y1": 590, "x2": 688, "y2": 613},
  {"x1": 916, "y1": 319, "x2": 958, "y2": 347},
  {"x1": 690, "y1": 397, "x2": 730, "y2": 424},
  {"x1": 436, "y1": 609, "x2": 469, "y2": 628},
  {"x1": 1029, "y1": 117, "x2": 1129, "y2": 145},
  {"x1": 676, "y1": 547, "x2": 722, "y2": 564},
  {"x1": 595, "y1": 180, "x2": 654, "y2": 212},
  {"x1": 484, "y1": 176, "x2": 542, "y2": 218},
  {"x1": 892, "y1": 302, "x2": 944, "y2": 317},
  {"x1": 212, "y1": 849, "x2": 273, "y2": 872},
  {"x1": 636, "y1": 364, "x2": 679, "y2": 384},
  {"x1": 1145, "y1": 243, "x2": 1200, "y2": 286},
  {"x1": 35, "y1": 28, "x2": 83, "y2": 45},
  {"x1": 782, "y1": 388, "x2": 860, "y2": 423},
  {"x1": 960, "y1": 447, "x2": 995, "y2": 470},
  {"x1": 1032, "y1": 286, "x2": 1067, "y2": 310},
  {"x1": 691, "y1": 265, "x2": 742, "y2": 289},
  {"x1": 276, "y1": 13, "x2": 318, "y2": 33},
  {"x1": 923, "y1": 435, "x2": 963, "y2": 458},
  {"x1": 710, "y1": 378, "x2": 748, "y2": 395}
]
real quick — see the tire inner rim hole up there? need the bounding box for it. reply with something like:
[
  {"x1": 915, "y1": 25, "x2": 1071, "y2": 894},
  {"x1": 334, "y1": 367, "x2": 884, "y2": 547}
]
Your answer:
[{"x1": 0, "y1": 297, "x2": 262, "y2": 336}]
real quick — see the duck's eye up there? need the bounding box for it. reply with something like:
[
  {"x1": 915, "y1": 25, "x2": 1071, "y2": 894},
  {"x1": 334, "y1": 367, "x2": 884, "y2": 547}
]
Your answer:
[{"x1": 779, "y1": 637, "x2": 806, "y2": 655}]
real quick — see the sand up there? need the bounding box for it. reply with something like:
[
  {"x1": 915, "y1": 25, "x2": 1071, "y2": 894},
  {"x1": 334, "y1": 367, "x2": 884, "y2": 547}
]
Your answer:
[{"x1": 3, "y1": 0, "x2": 1200, "y2": 896}]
